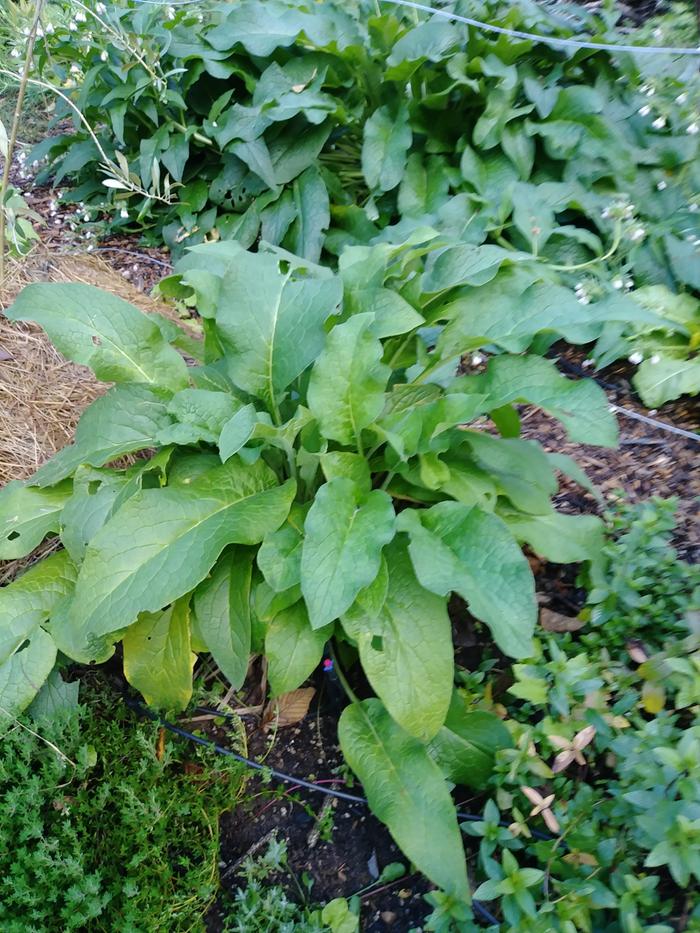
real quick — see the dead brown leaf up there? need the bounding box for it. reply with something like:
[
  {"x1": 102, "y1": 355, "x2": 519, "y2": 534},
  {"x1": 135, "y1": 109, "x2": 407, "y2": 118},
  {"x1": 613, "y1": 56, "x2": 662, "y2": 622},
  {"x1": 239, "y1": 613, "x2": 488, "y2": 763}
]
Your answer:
[
  {"x1": 540, "y1": 608, "x2": 585, "y2": 633},
  {"x1": 263, "y1": 687, "x2": 315, "y2": 729}
]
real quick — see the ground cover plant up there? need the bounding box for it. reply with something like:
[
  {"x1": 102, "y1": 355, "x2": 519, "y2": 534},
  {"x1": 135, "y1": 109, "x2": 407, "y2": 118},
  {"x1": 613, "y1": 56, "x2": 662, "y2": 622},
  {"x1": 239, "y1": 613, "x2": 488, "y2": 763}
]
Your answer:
[
  {"x1": 18, "y1": 0, "x2": 700, "y2": 404},
  {"x1": 1, "y1": 235, "x2": 620, "y2": 903},
  {"x1": 0, "y1": 673, "x2": 245, "y2": 932}
]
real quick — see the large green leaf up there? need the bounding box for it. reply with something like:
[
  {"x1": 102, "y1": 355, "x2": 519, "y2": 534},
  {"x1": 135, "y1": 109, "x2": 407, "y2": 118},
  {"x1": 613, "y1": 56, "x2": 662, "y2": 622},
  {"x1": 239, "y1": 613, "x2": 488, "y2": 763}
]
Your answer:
[
  {"x1": 123, "y1": 598, "x2": 194, "y2": 710},
  {"x1": 362, "y1": 104, "x2": 412, "y2": 192},
  {"x1": 344, "y1": 539, "x2": 453, "y2": 742},
  {"x1": 0, "y1": 627, "x2": 57, "y2": 721},
  {"x1": 214, "y1": 250, "x2": 342, "y2": 408},
  {"x1": 158, "y1": 388, "x2": 239, "y2": 446},
  {"x1": 257, "y1": 502, "x2": 307, "y2": 592},
  {"x1": 28, "y1": 385, "x2": 175, "y2": 488},
  {"x1": 307, "y1": 313, "x2": 390, "y2": 446},
  {"x1": 289, "y1": 165, "x2": 329, "y2": 263},
  {"x1": 500, "y1": 510, "x2": 604, "y2": 564},
  {"x1": 633, "y1": 356, "x2": 700, "y2": 407},
  {"x1": 7, "y1": 283, "x2": 189, "y2": 391},
  {"x1": 428, "y1": 691, "x2": 513, "y2": 788},
  {"x1": 0, "y1": 480, "x2": 72, "y2": 559},
  {"x1": 301, "y1": 479, "x2": 395, "y2": 629},
  {"x1": 338, "y1": 699, "x2": 470, "y2": 901},
  {"x1": 192, "y1": 549, "x2": 253, "y2": 690},
  {"x1": 266, "y1": 600, "x2": 330, "y2": 696},
  {"x1": 458, "y1": 354, "x2": 618, "y2": 446},
  {"x1": 0, "y1": 550, "x2": 76, "y2": 665},
  {"x1": 398, "y1": 502, "x2": 536, "y2": 658},
  {"x1": 54, "y1": 460, "x2": 295, "y2": 662},
  {"x1": 60, "y1": 467, "x2": 131, "y2": 562},
  {"x1": 422, "y1": 244, "x2": 531, "y2": 293}
]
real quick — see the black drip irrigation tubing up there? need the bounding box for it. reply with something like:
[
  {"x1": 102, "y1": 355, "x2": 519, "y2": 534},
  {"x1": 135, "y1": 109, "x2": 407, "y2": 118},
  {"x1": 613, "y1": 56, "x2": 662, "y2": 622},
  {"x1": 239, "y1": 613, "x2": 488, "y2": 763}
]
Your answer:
[{"x1": 125, "y1": 695, "x2": 558, "y2": 926}]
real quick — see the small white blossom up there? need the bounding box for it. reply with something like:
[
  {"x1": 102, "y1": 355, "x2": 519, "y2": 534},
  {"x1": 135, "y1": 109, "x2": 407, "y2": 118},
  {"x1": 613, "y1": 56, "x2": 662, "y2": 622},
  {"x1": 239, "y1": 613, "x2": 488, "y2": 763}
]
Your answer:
[
  {"x1": 75, "y1": 11, "x2": 87, "y2": 22},
  {"x1": 45, "y1": 23, "x2": 54, "y2": 34},
  {"x1": 582, "y1": 359, "x2": 594, "y2": 368},
  {"x1": 653, "y1": 27, "x2": 663, "y2": 40},
  {"x1": 87, "y1": 244, "x2": 94, "y2": 252},
  {"x1": 471, "y1": 353, "x2": 484, "y2": 366},
  {"x1": 100, "y1": 50, "x2": 108, "y2": 62},
  {"x1": 689, "y1": 203, "x2": 699, "y2": 213},
  {"x1": 612, "y1": 278, "x2": 624, "y2": 289},
  {"x1": 656, "y1": 180, "x2": 667, "y2": 190},
  {"x1": 629, "y1": 227, "x2": 646, "y2": 242},
  {"x1": 601, "y1": 207, "x2": 611, "y2": 220},
  {"x1": 578, "y1": 295, "x2": 590, "y2": 305},
  {"x1": 640, "y1": 84, "x2": 651, "y2": 95},
  {"x1": 652, "y1": 117, "x2": 666, "y2": 130},
  {"x1": 688, "y1": 122, "x2": 699, "y2": 135},
  {"x1": 70, "y1": 64, "x2": 81, "y2": 75},
  {"x1": 676, "y1": 93, "x2": 688, "y2": 105},
  {"x1": 650, "y1": 354, "x2": 661, "y2": 364},
  {"x1": 10, "y1": 48, "x2": 20, "y2": 58},
  {"x1": 638, "y1": 104, "x2": 651, "y2": 117},
  {"x1": 628, "y1": 351, "x2": 643, "y2": 365},
  {"x1": 96, "y1": 1, "x2": 107, "y2": 13},
  {"x1": 166, "y1": 5, "x2": 176, "y2": 19},
  {"x1": 83, "y1": 213, "x2": 90, "y2": 222},
  {"x1": 120, "y1": 208, "x2": 129, "y2": 219},
  {"x1": 68, "y1": 20, "x2": 77, "y2": 31}
]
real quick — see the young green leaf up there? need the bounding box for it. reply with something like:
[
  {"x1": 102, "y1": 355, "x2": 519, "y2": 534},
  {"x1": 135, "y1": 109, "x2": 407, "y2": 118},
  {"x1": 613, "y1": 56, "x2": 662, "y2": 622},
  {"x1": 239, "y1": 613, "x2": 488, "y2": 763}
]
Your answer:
[
  {"x1": 361, "y1": 104, "x2": 412, "y2": 192},
  {"x1": 500, "y1": 510, "x2": 604, "y2": 564},
  {"x1": 301, "y1": 478, "x2": 395, "y2": 630},
  {"x1": 398, "y1": 502, "x2": 536, "y2": 658},
  {"x1": 6, "y1": 283, "x2": 189, "y2": 391},
  {"x1": 289, "y1": 165, "x2": 330, "y2": 263},
  {"x1": 633, "y1": 357, "x2": 700, "y2": 408},
  {"x1": 266, "y1": 600, "x2": 330, "y2": 696},
  {"x1": 338, "y1": 699, "x2": 470, "y2": 902},
  {"x1": 308, "y1": 313, "x2": 390, "y2": 447},
  {"x1": 218, "y1": 404, "x2": 258, "y2": 462},
  {"x1": 0, "y1": 627, "x2": 57, "y2": 719},
  {"x1": 0, "y1": 480, "x2": 73, "y2": 560},
  {"x1": 192, "y1": 549, "x2": 253, "y2": 690},
  {"x1": 123, "y1": 599, "x2": 194, "y2": 711},
  {"x1": 347, "y1": 538, "x2": 453, "y2": 742},
  {"x1": 257, "y1": 502, "x2": 307, "y2": 592},
  {"x1": 428, "y1": 691, "x2": 513, "y2": 788}
]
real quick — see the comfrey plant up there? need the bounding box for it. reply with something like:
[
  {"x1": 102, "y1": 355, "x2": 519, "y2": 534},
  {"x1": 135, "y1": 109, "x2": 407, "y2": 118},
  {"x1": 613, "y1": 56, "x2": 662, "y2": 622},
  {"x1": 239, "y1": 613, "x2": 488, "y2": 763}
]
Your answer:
[{"x1": 0, "y1": 238, "x2": 617, "y2": 897}]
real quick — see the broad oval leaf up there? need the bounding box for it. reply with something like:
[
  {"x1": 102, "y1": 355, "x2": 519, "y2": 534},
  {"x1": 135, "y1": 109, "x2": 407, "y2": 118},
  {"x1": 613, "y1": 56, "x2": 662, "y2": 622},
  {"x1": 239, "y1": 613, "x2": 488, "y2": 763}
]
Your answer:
[
  {"x1": 214, "y1": 250, "x2": 342, "y2": 408},
  {"x1": 123, "y1": 598, "x2": 194, "y2": 711},
  {"x1": 192, "y1": 548, "x2": 253, "y2": 690},
  {"x1": 338, "y1": 699, "x2": 469, "y2": 901},
  {"x1": 398, "y1": 502, "x2": 536, "y2": 659},
  {"x1": 500, "y1": 510, "x2": 604, "y2": 564},
  {"x1": 6, "y1": 283, "x2": 189, "y2": 391},
  {"x1": 349, "y1": 539, "x2": 453, "y2": 742},
  {"x1": 301, "y1": 479, "x2": 395, "y2": 630},
  {"x1": 428, "y1": 691, "x2": 513, "y2": 788},
  {"x1": 308, "y1": 313, "x2": 390, "y2": 447},
  {"x1": 362, "y1": 104, "x2": 412, "y2": 193},
  {"x1": 266, "y1": 600, "x2": 331, "y2": 696},
  {"x1": 55, "y1": 460, "x2": 295, "y2": 662},
  {"x1": 257, "y1": 502, "x2": 307, "y2": 592},
  {"x1": 0, "y1": 627, "x2": 57, "y2": 720},
  {"x1": 0, "y1": 550, "x2": 76, "y2": 665},
  {"x1": 28, "y1": 385, "x2": 175, "y2": 488},
  {"x1": 0, "y1": 480, "x2": 72, "y2": 559}
]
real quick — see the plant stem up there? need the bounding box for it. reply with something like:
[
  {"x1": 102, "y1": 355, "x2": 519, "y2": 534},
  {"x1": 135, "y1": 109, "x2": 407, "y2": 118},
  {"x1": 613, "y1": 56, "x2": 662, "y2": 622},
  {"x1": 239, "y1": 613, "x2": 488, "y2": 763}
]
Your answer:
[
  {"x1": 329, "y1": 643, "x2": 360, "y2": 705},
  {"x1": 548, "y1": 221, "x2": 623, "y2": 272},
  {"x1": 0, "y1": 0, "x2": 45, "y2": 289}
]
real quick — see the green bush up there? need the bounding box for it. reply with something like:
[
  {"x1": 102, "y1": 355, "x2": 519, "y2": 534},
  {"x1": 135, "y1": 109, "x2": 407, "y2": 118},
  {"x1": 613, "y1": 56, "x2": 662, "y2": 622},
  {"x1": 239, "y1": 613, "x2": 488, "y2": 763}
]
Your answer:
[
  {"x1": 30, "y1": 0, "x2": 700, "y2": 404},
  {"x1": 0, "y1": 676, "x2": 244, "y2": 932}
]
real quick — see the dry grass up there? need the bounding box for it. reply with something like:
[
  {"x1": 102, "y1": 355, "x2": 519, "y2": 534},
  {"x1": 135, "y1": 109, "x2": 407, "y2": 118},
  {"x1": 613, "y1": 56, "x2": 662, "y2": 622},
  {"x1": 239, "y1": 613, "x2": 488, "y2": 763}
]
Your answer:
[{"x1": 0, "y1": 246, "x2": 189, "y2": 487}]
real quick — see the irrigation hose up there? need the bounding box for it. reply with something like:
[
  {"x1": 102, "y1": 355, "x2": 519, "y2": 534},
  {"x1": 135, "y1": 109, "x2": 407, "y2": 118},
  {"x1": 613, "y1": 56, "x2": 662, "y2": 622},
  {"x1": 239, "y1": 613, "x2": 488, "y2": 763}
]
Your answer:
[{"x1": 124, "y1": 695, "x2": 556, "y2": 926}]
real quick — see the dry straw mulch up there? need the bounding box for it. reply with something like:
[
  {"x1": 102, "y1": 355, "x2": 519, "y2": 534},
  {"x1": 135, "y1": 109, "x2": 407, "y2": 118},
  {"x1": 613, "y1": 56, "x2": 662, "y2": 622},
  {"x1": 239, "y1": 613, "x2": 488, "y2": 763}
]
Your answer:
[{"x1": 0, "y1": 246, "x2": 185, "y2": 488}]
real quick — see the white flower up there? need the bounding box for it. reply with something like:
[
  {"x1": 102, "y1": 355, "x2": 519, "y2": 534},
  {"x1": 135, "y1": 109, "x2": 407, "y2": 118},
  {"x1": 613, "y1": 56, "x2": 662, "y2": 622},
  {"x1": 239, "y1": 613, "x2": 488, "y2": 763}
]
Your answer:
[
  {"x1": 612, "y1": 278, "x2": 624, "y2": 289},
  {"x1": 628, "y1": 351, "x2": 643, "y2": 365},
  {"x1": 688, "y1": 122, "x2": 699, "y2": 135},
  {"x1": 75, "y1": 11, "x2": 87, "y2": 22},
  {"x1": 70, "y1": 64, "x2": 81, "y2": 75},
  {"x1": 166, "y1": 5, "x2": 176, "y2": 19},
  {"x1": 582, "y1": 359, "x2": 594, "y2": 368},
  {"x1": 578, "y1": 296, "x2": 590, "y2": 305},
  {"x1": 100, "y1": 50, "x2": 108, "y2": 62},
  {"x1": 471, "y1": 353, "x2": 484, "y2": 366},
  {"x1": 45, "y1": 23, "x2": 54, "y2": 34},
  {"x1": 652, "y1": 117, "x2": 666, "y2": 130},
  {"x1": 638, "y1": 104, "x2": 651, "y2": 117},
  {"x1": 629, "y1": 227, "x2": 646, "y2": 242},
  {"x1": 650, "y1": 354, "x2": 661, "y2": 364},
  {"x1": 601, "y1": 207, "x2": 611, "y2": 220},
  {"x1": 69, "y1": 20, "x2": 77, "y2": 31},
  {"x1": 83, "y1": 213, "x2": 90, "y2": 222},
  {"x1": 10, "y1": 48, "x2": 20, "y2": 58},
  {"x1": 676, "y1": 93, "x2": 688, "y2": 105},
  {"x1": 656, "y1": 180, "x2": 667, "y2": 190},
  {"x1": 87, "y1": 244, "x2": 94, "y2": 251},
  {"x1": 653, "y1": 27, "x2": 663, "y2": 39},
  {"x1": 120, "y1": 208, "x2": 129, "y2": 219},
  {"x1": 640, "y1": 84, "x2": 651, "y2": 95},
  {"x1": 689, "y1": 203, "x2": 699, "y2": 213},
  {"x1": 96, "y1": 1, "x2": 107, "y2": 13}
]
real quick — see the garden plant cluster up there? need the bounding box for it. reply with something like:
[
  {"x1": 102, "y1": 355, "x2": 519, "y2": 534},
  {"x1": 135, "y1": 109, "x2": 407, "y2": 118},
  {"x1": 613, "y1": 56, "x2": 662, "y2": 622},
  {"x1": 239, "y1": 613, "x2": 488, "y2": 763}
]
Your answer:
[{"x1": 0, "y1": 0, "x2": 699, "y2": 930}]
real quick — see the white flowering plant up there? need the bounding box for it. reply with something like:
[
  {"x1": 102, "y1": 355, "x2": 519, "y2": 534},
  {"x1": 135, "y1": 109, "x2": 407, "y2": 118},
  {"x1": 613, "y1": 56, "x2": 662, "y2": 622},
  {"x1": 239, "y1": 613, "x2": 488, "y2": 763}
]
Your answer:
[{"x1": 18, "y1": 0, "x2": 700, "y2": 411}]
